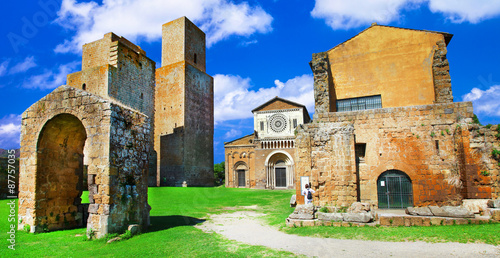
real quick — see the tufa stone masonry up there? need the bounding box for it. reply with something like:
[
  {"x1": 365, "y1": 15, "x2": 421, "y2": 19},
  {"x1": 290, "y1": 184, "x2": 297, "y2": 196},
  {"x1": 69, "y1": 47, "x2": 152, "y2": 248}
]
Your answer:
[
  {"x1": 296, "y1": 24, "x2": 499, "y2": 207},
  {"x1": 18, "y1": 17, "x2": 214, "y2": 238}
]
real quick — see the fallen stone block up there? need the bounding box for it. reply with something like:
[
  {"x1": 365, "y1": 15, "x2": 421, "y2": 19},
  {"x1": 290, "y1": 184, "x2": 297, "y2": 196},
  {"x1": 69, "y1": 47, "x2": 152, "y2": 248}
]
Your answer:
[
  {"x1": 441, "y1": 206, "x2": 474, "y2": 218},
  {"x1": 343, "y1": 212, "x2": 372, "y2": 223},
  {"x1": 462, "y1": 199, "x2": 489, "y2": 214},
  {"x1": 317, "y1": 212, "x2": 344, "y2": 221},
  {"x1": 406, "y1": 207, "x2": 433, "y2": 216},
  {"x1": 347, "y1": 202, "x2": 371, "y2": 213},
  {"x1": 487, "y1": 200, "x2": 500, "y2": 208},
  {"x1": 288, "y1": 213, "x2": 314, "y2": 220},
  {"x1": 429, "y1": 206, "x2": 474, "y2": 218},
  {"x1": 429, "y1": 206, "x2": 447, "y2": 217},
  {"x1": 293, "y1": 203, "x2": 315, "y2": 215}
]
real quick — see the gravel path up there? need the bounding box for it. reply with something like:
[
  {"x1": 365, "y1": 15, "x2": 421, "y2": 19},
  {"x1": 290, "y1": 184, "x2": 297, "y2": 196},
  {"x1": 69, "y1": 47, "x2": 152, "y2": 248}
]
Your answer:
[{"x1": 195, "y1": 210, "x2": 500, "y2": 258}]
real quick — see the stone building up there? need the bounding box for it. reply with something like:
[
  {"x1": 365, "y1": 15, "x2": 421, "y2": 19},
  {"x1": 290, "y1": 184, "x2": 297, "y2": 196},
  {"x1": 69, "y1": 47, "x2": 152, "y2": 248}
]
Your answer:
[
  {"x1": 155, "y1": 17, "x2": 214, "y2": 187},
  {"x1": 296, "y1": 24, "x2": 499, "y2": 208},
  {"x1": 18, "y1": 17, "x2": 213, "y2": 238},
  {"x1": 225, "y1": 97, "x2": 310, "y2": 189}
]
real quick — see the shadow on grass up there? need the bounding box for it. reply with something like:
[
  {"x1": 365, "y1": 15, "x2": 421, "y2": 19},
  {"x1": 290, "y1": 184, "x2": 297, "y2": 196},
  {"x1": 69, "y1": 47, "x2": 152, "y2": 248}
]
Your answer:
[{"x1": 148, "y1": 215, "x2": 206, "y2": 232}]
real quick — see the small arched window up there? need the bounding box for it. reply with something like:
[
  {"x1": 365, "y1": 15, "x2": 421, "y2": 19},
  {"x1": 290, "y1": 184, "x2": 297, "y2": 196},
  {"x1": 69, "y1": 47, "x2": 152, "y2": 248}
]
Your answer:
[
  {"x1": 82, "y1": 83, "x2": 86, "y2": 90},
  {"x1": 140, "y1": 93, "x2": 144, "y2": 100}
]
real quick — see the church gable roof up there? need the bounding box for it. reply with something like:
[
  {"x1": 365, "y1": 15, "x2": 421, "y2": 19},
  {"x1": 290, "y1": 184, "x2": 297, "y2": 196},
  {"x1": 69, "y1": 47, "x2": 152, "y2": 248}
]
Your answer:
[
  {"x1": 327, "y1": 24, "x2": 453, "y2": 53},
  {"x1": 251, "y1": 96, "x2": 306, "y2": 113},
  {"x1": 224, "y1": 133, "x2": 255, "y2": 146}
]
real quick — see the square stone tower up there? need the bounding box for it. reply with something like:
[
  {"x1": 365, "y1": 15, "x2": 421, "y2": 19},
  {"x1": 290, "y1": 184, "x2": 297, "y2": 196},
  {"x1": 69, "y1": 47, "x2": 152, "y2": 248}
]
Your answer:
[{"x1": 155, "y1": 17, "x2": 214, "y2": 186}]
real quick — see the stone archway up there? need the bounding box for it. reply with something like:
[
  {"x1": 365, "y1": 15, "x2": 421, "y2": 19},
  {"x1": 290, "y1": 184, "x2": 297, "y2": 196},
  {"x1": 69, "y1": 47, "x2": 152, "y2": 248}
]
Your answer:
[
  {"x1": 377, "y1": 170, "x2": 413, "y2": 209},
  {"x1": 36, "y1": 113, "x2": 87, "y2": 230},
  {"x1": 265, "y1": 151, "x2": 294, "y2": 189}
]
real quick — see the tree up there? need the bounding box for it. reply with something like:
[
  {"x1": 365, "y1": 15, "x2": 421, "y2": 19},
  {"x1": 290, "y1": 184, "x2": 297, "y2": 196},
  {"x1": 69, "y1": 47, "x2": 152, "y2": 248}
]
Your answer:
[{"x1": 214, "y1": 161, "x2": 225, "y2": 186}]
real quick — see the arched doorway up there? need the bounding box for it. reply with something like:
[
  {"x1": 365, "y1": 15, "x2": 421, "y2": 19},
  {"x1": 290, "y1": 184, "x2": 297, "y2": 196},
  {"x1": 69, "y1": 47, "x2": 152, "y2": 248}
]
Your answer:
[
  {"x1": 36, "y1": 114, "x2": 87, "y2": 230},
  {"x1": 265, "y1": 151, "x2": 294, "y2": 189},
  {"x1": 377, "y1": 170, "x2": 413, "y2": 209},
  {"x1": 234, "y1": 162, "x2": 248, "y2": 187}
]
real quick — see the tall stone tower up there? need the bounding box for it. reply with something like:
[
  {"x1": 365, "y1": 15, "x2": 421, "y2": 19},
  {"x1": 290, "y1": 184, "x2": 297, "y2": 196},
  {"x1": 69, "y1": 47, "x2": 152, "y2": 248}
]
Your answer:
[{"x1": 155, "y1": 17, "x2": 214, "y2": 186}]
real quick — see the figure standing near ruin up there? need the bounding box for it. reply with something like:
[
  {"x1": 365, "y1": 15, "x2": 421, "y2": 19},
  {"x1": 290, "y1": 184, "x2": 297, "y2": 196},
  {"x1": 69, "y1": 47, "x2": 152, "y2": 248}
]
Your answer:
[{"x1": 302, "y1": 184, "x2": 315, "y2": 204}]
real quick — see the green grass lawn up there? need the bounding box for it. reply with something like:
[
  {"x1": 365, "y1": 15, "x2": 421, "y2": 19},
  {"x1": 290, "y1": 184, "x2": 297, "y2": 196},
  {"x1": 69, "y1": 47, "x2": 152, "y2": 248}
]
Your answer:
[{"x1": 1, "y1": 187, "x2": 499, "y2": 257}]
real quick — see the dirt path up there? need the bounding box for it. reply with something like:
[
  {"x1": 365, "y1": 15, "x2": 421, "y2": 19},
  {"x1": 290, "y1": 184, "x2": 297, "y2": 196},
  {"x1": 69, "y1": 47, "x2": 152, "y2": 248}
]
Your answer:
[{"x1": 196, "y1": 210, "x2": 500, "y2": 258}]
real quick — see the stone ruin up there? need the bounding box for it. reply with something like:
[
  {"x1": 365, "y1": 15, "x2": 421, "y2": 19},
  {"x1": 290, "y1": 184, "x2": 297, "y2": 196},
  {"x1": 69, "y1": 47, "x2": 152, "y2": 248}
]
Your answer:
[{"x1": 18, "y1": 17, "x2": 214, "y2": 238}]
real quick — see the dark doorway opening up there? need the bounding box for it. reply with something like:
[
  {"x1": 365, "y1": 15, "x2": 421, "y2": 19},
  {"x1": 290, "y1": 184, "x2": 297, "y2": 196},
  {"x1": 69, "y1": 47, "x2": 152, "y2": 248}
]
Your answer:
[
  {"x1": 275, "y1": 167, "x2": 286, "y2": 187},
  {"x1": 377, "y1": 170, "x2": 413, "y2": 209},
  {"x1": 237, "y1": 170, "x2": 245, "y2": 187}
]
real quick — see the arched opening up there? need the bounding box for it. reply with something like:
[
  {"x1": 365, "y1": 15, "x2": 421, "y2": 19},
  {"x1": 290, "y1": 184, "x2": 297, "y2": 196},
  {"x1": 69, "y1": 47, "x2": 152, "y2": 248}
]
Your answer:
[
  {"x1": 235, "y1": 162, "x2": 248, "y2": 187},
  {"x1": 377, "y1": 170, "x2": 413, "y2": 209},
  {"x1": 265, "y1": 151, "x2": 294, "y2": 189},
  {"x1": 36, "y1": 113, "x2": 87, "y2": 231},
  {"x1": 82, "y1": 83, "x2": 86, "y2": 90}
]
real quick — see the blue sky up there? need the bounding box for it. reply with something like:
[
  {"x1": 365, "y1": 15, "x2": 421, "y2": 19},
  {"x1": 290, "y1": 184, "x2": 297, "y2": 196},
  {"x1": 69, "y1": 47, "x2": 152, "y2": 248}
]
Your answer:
[{"x1": 1, "y1": 0, "x2": 500, "y2": 164}]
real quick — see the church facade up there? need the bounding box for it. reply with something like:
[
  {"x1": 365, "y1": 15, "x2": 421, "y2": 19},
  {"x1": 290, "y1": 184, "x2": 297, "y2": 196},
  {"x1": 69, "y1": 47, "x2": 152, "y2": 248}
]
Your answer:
[{"x1": 225, "y1": 97, "x2": 310, "y2": 189}]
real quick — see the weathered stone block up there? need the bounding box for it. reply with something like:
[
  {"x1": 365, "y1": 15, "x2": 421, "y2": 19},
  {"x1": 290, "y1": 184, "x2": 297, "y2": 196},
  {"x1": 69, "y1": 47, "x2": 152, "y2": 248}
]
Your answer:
[
  {"x1": 391, "y1": 216, "x2": 405, "y2": 226},
  {"x1": 430, "y1": 217, "x2": 443, "y2": 226},
  {"x1": 462, "y1": 199, "x2": 489, "y2": 214},
  {"x1": 348, "y1": 202, "x2": 371, "y2": 213},
  {"x1": 289, "y1": 213, "x2": 314, "y2": 220},
  {"x1": 487, "y1": 200, "x2": 500, "y2": 208},
  {"x1": 317, "y1": 212, "x2": 344, "y2": 221},
  {"x1": 491, "y1": 209, "x2": 500, "y2": 221},
  {"x1": 343, "y1": 212, "x2": 372, "y2": 223},
  {"x1": 406, "y1": 207, "x2": 433, "y2": 216}
]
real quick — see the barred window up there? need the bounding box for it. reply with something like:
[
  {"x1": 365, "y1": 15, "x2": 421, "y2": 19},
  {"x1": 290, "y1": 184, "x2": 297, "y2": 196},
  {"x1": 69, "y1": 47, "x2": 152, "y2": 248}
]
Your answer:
[
  {"x1": 336, "y1": 95, "x2": 382, "y2": 112},
  {"x1": 260, "y1": 121, "x2": 264, "y2": 131}
]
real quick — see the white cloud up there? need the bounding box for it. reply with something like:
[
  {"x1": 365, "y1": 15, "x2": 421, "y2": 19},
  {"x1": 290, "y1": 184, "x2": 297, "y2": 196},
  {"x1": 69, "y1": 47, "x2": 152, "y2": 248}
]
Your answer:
[
  {"x1": 0, "y1": 114, "x2": 22, "y2": 149},
  {"x1": 224, "y1": 129, "x2": 242, "y2": 139},
  {"x1": 9, "y1": 56, "x2": 37, "y2": 74},
  {"x1": 54, "y1": 0, "x2": 273, "y2": 53},
  {"x1": 311, "y1": 0, "x2": 423, "y2": 30},
  {"x1": 428, "y1": 0, "x2": 500, "y2": 23},
  {"x1": 214, "y1": 74, "x2": 314, "y2": 123},
  {"x1": 22, "y1": 61, "x2": 80, "y2": 90},
  {"x1": 462, "y1": 85, "x2": 500, "y2": 117},
  {"x1": 0, "y1": 60, "x2": 9, "y2": 77},
  {"x1": 311, "y1": 0, "x2": 500, "y2": 30}
]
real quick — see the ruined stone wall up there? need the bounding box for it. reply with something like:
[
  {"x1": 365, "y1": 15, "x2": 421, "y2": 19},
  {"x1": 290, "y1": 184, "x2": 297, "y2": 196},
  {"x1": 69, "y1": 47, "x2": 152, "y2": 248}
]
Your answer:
[
  {"x1": 19, "y1": 86, "x2": 150, "y2": 238},
  {"x1": 295, "y1": 123, "x2": 357, "y2": 206},
  {"x1": 432, "y1": 39, "x2": 453, "y2": 103},
  {"x1": 300, "y1": 102, "x2": 498, "y2": 207}
]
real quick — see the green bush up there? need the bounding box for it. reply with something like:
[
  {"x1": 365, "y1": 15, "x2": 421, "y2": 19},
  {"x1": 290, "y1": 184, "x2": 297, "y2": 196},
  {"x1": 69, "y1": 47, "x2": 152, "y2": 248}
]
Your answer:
[
  {"x1": 319, "y1": 206, "x2": 329, "y2": 213},
  {"x1": 472, "y1": 114, "x2": 482, "y2": 125}
]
